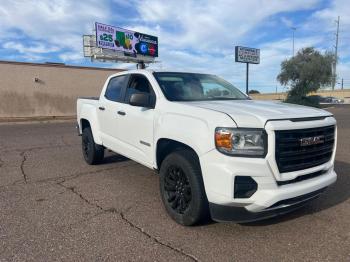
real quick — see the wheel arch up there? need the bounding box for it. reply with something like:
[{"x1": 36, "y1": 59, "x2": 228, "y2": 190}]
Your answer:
[
  {"x1": 78, "y1": 116, "x2": 102, "y2": 145},
  {"x1": 80, "y1": 118, "x2": 91, "y2": 131},
  {"x1": 155, "y1": 138, "x2": 201, "y2": 171}
]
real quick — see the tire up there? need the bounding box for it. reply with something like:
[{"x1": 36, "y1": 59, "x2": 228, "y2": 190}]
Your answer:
[
  {"x1": 159, "y1": 149, "x2": 210, "y2": 226},
  {"x1": 81, "y1": 126, "x2": 104, "y2": 165}
]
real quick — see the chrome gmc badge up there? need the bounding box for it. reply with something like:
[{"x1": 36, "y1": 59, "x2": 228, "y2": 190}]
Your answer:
[{"x1": 300, "y1": 135, "x2": 325, "y2": 146}]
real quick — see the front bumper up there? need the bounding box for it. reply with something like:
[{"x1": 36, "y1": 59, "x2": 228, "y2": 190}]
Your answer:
[
  {"x1": 199, "y1": 117, "x2": 337, "y2": 222},
  {"x1": 209, "y1": 187, "x2": 327, "y2": 223}
]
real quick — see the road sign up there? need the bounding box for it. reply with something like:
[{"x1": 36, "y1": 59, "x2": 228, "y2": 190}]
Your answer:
[
  {"x1": 235, "y1": 46, "x2": 260, "y2": 64},
  {"x1": 235, "y1": 46, "x2": 260, "y2": 94}
]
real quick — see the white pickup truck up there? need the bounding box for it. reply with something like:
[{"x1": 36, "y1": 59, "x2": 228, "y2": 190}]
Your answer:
[{"x1": 77, "y1": 70, "x2": 337, "y2": 226}]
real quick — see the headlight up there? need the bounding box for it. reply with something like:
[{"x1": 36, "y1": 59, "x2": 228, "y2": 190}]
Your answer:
[{"x1": 215, "y1": 128, "x2": 267, "y2": 157}]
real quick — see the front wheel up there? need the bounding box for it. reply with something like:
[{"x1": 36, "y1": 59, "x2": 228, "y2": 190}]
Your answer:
[
  {"x1": 159, "y1": 149, "x2": 209, "y2": 226},
  {"x1": 82, "y1": 127, "x2": 104, "y2": 165}
]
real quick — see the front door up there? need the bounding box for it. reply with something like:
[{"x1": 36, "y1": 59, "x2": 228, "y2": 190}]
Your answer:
[{"x1": 115, "y1": 74, "x2": 156, "y2": 167}]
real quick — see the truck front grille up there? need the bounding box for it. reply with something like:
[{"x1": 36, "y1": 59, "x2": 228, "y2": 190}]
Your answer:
[{"x1": 275, "y1": 125, "x2": 335, "y2": 173}]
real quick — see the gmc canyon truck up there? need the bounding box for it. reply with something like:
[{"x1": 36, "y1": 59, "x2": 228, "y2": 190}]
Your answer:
[{"x1": 77, "y1": 70, "x2": 337, "y2": 226}]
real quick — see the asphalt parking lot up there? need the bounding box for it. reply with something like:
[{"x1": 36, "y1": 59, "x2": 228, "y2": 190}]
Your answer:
[{"x1": 0, "y1": 106, "x2": 349, "y2": 262}]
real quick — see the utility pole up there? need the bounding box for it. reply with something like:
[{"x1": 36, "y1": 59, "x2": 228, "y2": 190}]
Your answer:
[
  {"x1": 246, "y1": 63, "x2": 249, "y2": 95},
  {"x1": 332, "y1": 16, "x2": 340, "y2": 90},
  {"x1": 291, "y1": 27, "x2": 296, "y2": 56},
  {"x1": 341, "y1": 78, "x2": 344, "y2": 90}
]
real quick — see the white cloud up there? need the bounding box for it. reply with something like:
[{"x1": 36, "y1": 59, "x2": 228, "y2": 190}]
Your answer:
[
  {"x1": 309, "y1": 0, "x2": 350, "y2": 84},
  {"x1": 2, "y1": 53, "x2": 45, "y2": 62},
  {"x1": 0, "y1": 0, "x2": 349, "y2": 92},
  {"x1": 148, "y1": 35, "x2": 327, "y2": 93},
  {"x1": 135, "y1": 0, "x2": 321, "y2": 51},
  {"x1": 0, "y1": 0, "x2": 111, "y2": 52},
  {"x1": 312, "y1": 0, "x2": 350, "y2": 30},
  {"x1": 3, "y1": 41, "x2": 60, "y2": 54},
  {"x1": 132, "y1": 0, "x2": 331, "y2": 92},
  {"x1": 59, "y1": 52, "x2": 84, "y2": 62},
  {"x1": 280, "y1": 17, "x2": 294, "y2": 28}
]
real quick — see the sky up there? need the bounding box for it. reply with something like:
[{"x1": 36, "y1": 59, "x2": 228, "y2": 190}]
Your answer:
[{"x1": 0, "y1": 0, "x2": 349, "y2": 93}]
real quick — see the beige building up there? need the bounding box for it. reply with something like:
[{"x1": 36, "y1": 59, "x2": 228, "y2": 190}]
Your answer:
[
  {"x1": 0, "y1": 60, "x2": 123, "y2": 119},
  {"x1": 0, "y1": 60, "x2": 349, "y2": 120}
]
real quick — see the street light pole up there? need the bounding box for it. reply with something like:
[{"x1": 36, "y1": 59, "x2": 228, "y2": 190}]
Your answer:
[
  {"x1": 291, "y1": 27, "x2": 297, "y2": 56},
  {"x1": 246, "y1": 63, "x2": 249, "y2": 95},
  {"x1": 332, "y1": 16, "x2": 340, "y2": 90}
]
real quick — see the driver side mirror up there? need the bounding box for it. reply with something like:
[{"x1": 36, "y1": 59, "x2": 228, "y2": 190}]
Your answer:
[{"x1": 129, "y1": 93, "x2": 154, "y2": 108}]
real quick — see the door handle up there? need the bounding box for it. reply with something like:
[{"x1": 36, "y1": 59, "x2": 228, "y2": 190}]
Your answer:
[
  {"x1": 117, "y1": 111, "x2": 126, "y2": 116},
  {"x1": 98, "y1": 106, "x2": 105, "y2": 111}
]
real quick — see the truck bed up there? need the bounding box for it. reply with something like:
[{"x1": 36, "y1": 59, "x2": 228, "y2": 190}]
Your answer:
[{"x1": 77, "y1": 97, "x2": 100, "y2": 130}]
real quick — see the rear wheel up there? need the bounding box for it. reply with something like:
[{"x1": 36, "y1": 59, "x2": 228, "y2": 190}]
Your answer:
[
  {"x1": 159, "y1": 149, "x2": 209, "y2": 226},
  {"x1": 82, "y1": 127, "x2": 104, "y2": 165}
]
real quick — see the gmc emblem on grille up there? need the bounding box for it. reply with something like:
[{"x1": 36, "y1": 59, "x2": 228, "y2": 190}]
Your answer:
[{"x1": 299, "y1": 135, "x2": 325, "y2": 146}]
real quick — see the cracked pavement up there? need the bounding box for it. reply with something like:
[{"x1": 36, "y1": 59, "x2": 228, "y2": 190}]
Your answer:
[{"x1": 0, "y1": 106, "x2": 350, "y2": 261}]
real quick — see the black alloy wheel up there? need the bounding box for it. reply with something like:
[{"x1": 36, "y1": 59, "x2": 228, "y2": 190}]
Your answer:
[
  {"x1": 164, "y1": 165, "x2": 192, "y2": 214},
  {"x1": 82, "y1": 133, "x2": 91, "y2": 160},
  {"x1": 159, "y1": 149, "x2": 210, "y2": 226},
  {"x1": 81, "y1": 127, "x2": 104, "y2": 165}
]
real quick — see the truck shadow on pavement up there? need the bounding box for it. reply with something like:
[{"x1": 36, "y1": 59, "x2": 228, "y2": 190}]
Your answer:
[
  {"x1": 92, "y1": 152, "x2": 350, "y2": 227},
  {"x1": 242, "y1": 160, "x2": 350, "y2": 226},
  {"x1": 101, "y1": 153, "x2": 129, "y2": 164}
]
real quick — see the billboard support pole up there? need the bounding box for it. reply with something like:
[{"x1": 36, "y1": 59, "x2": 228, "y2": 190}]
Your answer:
[
  {"x1": 137, "y1": 61, "x2": 146, "y2": 69},
  {"x1": 246, "y1": 63, "x2": 249, "y2": 95}
]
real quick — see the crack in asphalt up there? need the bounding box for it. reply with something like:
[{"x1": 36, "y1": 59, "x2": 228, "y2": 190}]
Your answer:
[
  {"x1": 57, "y1": 181, "x2": 105, "y2": 211},
  {"x1": 19, "y1": 151, "x2": 28, "y2": 184},
  {"x1": 119, "y1": 212, "x2": 199, "y2": 261},
  {"x1": 0, "y1": 149, "x2": 34, "y2": 188},
  {"x1": 0, "y1": 154, "x2": 136, "y2": 190},
  {"x1": 0, "y1": 143, "x2": 79, "y2": 154},
  {"x1": 1, "y1": 144, "x2": 133, "y2": 188},
  {"x1": 57, "y1": 180, "x2": 198, "y2": 262},
  {"x1": 2, "y1": 143, "x2": 198, "y2": 260},
  {"x1": 36, "y1": 163, "x2": 136, "y2": 185}
]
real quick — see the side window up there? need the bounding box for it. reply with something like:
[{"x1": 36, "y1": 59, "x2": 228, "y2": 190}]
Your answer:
[
  {"x1": 104, "y1": 75, "x2": 127, "y2": 102},
  {"x1": 125, "y1": 75, "x2": 153, "y2": 102}
]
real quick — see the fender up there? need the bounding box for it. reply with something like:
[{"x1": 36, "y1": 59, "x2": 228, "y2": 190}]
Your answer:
[
  {"x1": 155, "y1": 112, "x2": 210, "y2": 156},
  {"x1": 153, "y1": 105, "x2": 237, "y2": 169}
]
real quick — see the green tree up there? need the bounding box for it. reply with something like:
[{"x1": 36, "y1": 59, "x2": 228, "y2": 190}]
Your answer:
[
  {"x1": 248, "y1": 90, "x2": 260, "y2": 94},
  {"x1": 277, "y1": 47, "x2": 334, "y2": 106}
]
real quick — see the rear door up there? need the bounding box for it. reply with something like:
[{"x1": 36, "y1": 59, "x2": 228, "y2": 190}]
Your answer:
[
  {"x1": 115, "y1": 74, "x2": 156, "y2": 167},
  {"x1": 97, "y1": 74, "x2": 129, "y2": 150}
]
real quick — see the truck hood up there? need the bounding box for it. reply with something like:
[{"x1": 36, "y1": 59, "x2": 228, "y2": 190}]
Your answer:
[{"x1": 183, "y1": 100, "x2": 333, "y2": 128}]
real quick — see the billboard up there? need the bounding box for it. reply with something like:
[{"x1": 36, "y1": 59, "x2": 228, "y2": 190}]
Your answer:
[
  {"x1": 95, "y1": 22, "x2": 158, "y2": 57},
  {"x1": 235, "y1": 46, "x2": 260, "y2": 64}
]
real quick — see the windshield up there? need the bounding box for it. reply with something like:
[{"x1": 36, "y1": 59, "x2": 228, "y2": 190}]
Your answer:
[{"x1": 153, "y1": 72, "x2": 248, "y2": 101}]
